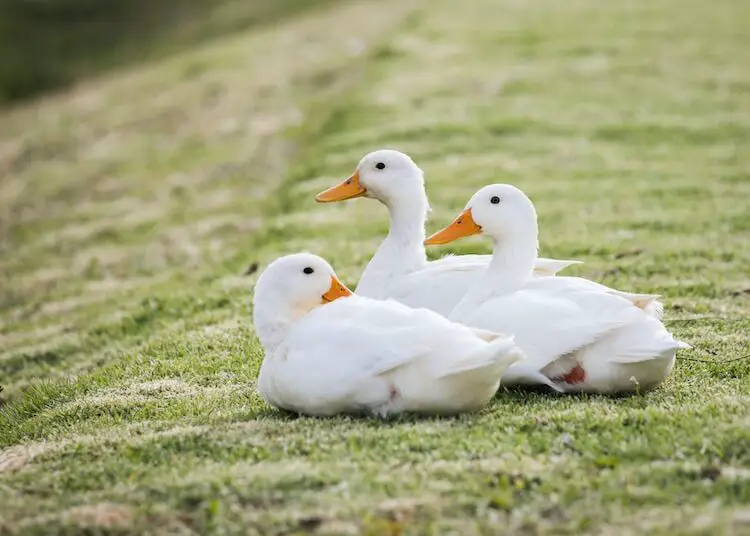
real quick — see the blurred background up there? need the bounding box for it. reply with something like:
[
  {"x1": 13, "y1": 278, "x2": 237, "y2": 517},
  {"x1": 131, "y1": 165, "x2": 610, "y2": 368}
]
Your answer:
[{"x1": 0, "y1": 0, "x2": 336, "y2": 103}]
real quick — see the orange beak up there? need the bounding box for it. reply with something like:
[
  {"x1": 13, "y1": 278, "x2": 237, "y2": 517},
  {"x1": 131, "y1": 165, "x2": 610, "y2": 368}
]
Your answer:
[
  {"x1": 424, "y1": 208, "x2": 482, "y2": 245},
  {"x1": 321, "y1": 275, "x2": 353, "y2": 303},
  {"x1": 315, "y1": 170, "x2": 366, "y2": 203}
]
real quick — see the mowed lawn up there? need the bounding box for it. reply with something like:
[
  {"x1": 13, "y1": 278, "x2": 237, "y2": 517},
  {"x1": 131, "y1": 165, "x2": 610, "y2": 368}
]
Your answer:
[{"x1": 1, "y1": 0, "x2": 749, "y2": 533}]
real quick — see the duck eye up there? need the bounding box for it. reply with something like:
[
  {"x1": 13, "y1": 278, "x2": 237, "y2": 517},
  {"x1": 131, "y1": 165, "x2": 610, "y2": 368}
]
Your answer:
[
  {"x1": 490, "y1": 196, "x2": 501, "y2": 205},
  {"x1": 375, "y1": 162, "x2": 386, "y2": 170},
  {"x1": 303, "y1": 267, "x2": 314, "y2": 275}
]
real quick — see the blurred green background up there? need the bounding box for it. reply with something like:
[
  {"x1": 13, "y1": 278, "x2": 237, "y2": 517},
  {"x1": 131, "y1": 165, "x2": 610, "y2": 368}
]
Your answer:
[{"x1": 0, "y1": 0, "x2": 336, "y2": 103}]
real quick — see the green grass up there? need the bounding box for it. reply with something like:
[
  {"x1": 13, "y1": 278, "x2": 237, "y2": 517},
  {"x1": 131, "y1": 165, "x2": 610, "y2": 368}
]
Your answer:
[{"x1": 1, "y1": 0, "x2": 749, "y2": 533}]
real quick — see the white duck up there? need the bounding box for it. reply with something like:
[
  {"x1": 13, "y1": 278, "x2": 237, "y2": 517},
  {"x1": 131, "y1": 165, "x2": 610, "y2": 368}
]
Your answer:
[
  {"x1": 424, "y1": 185, "x2": 689, "y2": 394},
  {"x1": 253, "y1": 253, "x2": 524, "y2": 417},
  {"x1": 315, "y1": 149, "x2": 581, "y2": 316}
]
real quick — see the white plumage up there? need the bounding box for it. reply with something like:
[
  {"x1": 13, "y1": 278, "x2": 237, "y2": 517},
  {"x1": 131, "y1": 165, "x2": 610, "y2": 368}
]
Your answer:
[
  {"x1": 455, "y1": 276, "x2": 684, "y2": 393},
  {"x1": 315, "y1": 149, "x2": 580, "y2": 316},
  {"x1": 425, "y1": 184, "x2": 689, "y2": 394},
  {"x1": 253, "y1": 253, "x2": 524, "y2": 417}
]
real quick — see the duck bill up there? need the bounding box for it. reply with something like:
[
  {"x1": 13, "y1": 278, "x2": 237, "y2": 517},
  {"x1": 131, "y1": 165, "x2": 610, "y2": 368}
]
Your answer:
[
  {"x1": 315, "y1": 171, "x2": 366, "y2": 203},
  {"x1": 424, "y1": 208, "x2": 482, "y2": 245},
  {"x1": 321, "y1": 275, "x2": 353, "y2": 303}
]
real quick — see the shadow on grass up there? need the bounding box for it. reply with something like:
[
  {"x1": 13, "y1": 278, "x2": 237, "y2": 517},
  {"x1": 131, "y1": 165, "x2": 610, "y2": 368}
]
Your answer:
[
  {"x1": 252, "y1": 388, "x2": 647, "y2": 424},
  {"x1": 253, "y1": 406, "x2": 470, "y2": 425},
  {"x1": 498, "y1": 385, "x2": 652, "y2": 402}
]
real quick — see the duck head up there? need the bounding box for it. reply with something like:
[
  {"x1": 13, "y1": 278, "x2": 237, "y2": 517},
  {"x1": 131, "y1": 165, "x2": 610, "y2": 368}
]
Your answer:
[
  {"x1": 253, "y1": 253, "x2": 352, "y2": 351},
  {"x1": 424, "y1": 184, "x2": 538, "y2": 246},
  {"x1": 315, "y1": 149, "x2": 426, "y2": 209}
]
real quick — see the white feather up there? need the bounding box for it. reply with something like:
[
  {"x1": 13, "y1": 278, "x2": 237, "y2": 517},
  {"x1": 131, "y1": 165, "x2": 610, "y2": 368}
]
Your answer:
[
  {"x1": 442, "y1": 184, "x2": 688, "y2": 394},
  {"x1": 254, "y1": 255, "x2": 525, "y2": 417},
  {"x1": 320, "y1": 150, "x2": 580, "y2": 316}
]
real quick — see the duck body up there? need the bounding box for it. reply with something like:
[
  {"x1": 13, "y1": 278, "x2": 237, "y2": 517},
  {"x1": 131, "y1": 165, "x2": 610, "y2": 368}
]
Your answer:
[
  {"x1": 254, "y1": 254, "x2": 523, "y2": 418},
  {"x1": 426, "y1": 184, "x2": 688, "y2": 394},
  {"x1": 451, "y1": 276, "x2": 682, "y2": 393},
  {"x1": 259, "y1": 296, "x2": 522, "y2": 416}
]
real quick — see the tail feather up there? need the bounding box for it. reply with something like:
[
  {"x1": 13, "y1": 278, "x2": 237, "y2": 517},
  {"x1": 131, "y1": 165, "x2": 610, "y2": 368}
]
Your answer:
[
  {"x1": 606, "y1": 290, "x2": 664, "y2": 318},
  {"x1": 638, "y1": 297, "x2": 664, "y2": 319},
  {"x1": 608, "y1": 335, "x2": 685, "y2": 364},
  {"x1": 534, "y1": 259, "x2": 583, "y2": 276},
  {"x1": 437, "y1": 336, "x2": 524, "y2": 378},
  {"x1": 501, "y1": 364, "x2": 564, "y2": 392}
]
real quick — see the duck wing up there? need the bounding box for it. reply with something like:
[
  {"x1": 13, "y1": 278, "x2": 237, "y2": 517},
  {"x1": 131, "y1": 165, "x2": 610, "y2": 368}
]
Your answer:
[
  {"x1": 461, "y1": 277, "x2": 643, "y2": 371},
  {"x1": 432, "y1": 254, "x2": 581, "y2": 276}
]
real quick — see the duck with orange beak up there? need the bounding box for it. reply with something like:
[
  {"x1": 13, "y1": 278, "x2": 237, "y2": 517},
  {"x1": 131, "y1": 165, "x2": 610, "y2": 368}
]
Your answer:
[
  {"x1": 253, "y1": 253, "x2": 524, "y2": 417},
  {"x1": 315, "y1": 149, "x2": 581, "y2": 317},
  {"x1": 424, "y1": 185, "x2": 688, "y2": 394}
]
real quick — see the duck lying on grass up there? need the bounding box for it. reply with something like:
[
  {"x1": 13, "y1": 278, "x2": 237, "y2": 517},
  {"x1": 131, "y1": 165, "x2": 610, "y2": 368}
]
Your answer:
[
  {"x1": 425, "y1": 184, "x2": 689, "y2": 394},
  {"x1": 253, "y1": 253, "x2": 524, "y2": 417},
  {"x1": 315, "y1": 150, "x2": 580, "y2": 316}
]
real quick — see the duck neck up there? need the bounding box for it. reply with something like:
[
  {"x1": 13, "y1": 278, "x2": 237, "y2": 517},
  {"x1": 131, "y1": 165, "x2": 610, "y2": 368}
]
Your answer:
[
  {"x1": 253, "y1": 310, "x2": 290, "y2": 355},
  {"x1": 356, "y1": 194, "x2": 429, "y2": 296},
  {"x1": 450, "y1": 232, "x2": 538, "y2": 321},
  {"x1": 253, "y1": 298, "x2": 310, "y2": 355},
  {"x1": 485, "y1": 233, "x2": 538, "y2": 290}
]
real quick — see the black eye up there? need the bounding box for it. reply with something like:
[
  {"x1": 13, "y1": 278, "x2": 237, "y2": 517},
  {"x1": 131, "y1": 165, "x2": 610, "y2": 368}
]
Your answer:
[
  {"x1": 303, "y1": 267, "x2": 314, "y2": 275},
  {"x1": 490, "y1": 196, "x2": 501, "y2": 205},
  {"x1": 375, "y1": 162, "x2": 386, "y2": 170}
]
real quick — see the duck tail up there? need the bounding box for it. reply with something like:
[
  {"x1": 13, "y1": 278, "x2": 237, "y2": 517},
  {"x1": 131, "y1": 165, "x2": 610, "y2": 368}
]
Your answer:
[
  {"x1": 638, "y1": 296, "x2": 664, "y2": 319},
  {"x1": 500, "y1": 364, "x2": 565, "y2": 392},
  {"x1": 536, "y1": 259, "x2": 583, "y2": 276},
  {"x1": 607, "y1": 326, "x2": 686, "y2": 364},
  {"x1": 485, "y1": 335, "x2": 526, "y2": 372},
  {"x1": 438, "y1": 336, "x2": 524, "y2": 378}
]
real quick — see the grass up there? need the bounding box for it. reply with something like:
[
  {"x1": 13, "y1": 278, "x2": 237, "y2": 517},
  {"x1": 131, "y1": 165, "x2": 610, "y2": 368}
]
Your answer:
[{"x1": 1, "y1": 0, "x2": 749, "y2": 533}]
